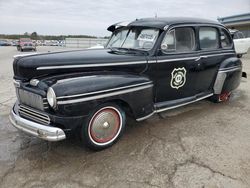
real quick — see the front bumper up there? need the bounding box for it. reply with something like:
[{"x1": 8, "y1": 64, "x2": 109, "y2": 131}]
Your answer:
[{"x1": 9, "y1": 108, "x2": 66, "y2": 141}]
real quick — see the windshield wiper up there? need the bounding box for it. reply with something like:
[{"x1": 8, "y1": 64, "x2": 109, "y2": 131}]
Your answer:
[
  {"x1": 110, "y1": 47, "x2": 148, "y2": 54},
  {"x1": 120, "y1": 47, "x2": 148, "y2": 52}
]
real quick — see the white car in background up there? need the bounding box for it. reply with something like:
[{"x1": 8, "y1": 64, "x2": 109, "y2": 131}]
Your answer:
[{"x1": 230, "y1": 29, "x2": 250, "y2": 58}]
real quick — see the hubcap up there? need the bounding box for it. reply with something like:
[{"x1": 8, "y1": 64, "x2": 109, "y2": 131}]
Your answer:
[{"x1": 89, "y1": 107, "x2": 121, "y2": 144}]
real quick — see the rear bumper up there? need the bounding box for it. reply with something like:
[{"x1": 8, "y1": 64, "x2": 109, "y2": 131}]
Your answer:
[{"x1": 9, "y1": 108, "x2": 66, "y2": 141}]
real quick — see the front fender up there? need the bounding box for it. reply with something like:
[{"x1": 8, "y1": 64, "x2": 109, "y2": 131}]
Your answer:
[{"x1": 51, "y1": 72, "x2": 154, "y2": 119}]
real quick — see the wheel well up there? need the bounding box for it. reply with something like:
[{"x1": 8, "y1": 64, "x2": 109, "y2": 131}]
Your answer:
[{"x1": 107, "y1": 99, "x2": 134, "y2": 118}]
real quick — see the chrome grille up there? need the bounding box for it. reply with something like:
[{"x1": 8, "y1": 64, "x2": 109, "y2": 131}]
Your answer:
[
  {"x1": 17, "y1": 89, "x2": 44, "y2": 110},
  {"x1": 19, "y1": 105, "x2": 50, "y2": 125}
]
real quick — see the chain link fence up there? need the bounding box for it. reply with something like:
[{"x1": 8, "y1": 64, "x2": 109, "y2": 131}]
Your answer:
[{"x1": 65, "y1": 38, "x2": 108, "y2": 48}]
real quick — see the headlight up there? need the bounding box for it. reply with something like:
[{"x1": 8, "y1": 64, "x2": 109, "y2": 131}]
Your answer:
[{"x1": 47, "y1": 87, "x2": 57, "y2": 108}]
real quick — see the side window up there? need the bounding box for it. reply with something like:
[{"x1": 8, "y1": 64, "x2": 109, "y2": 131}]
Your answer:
[
  {"x1": 199, "y1": 27, "x2": 219, "y2": 50},
  {"x1": 161, "y1": 27, "x2": 195, "y2": 53},
  {"x1": 220, "y1": 29, "x2": 232, "y2": 48}
]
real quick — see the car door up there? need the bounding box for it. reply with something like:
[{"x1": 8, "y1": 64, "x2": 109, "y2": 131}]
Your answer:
[
  {"x1": 155, "y1": 26, "x2": 200, "y2": 103},
  {"x1": 194, "y1": 26, "x2": 234, "y2": 93}
]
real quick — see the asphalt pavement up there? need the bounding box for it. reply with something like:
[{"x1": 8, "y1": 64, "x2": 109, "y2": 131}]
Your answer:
[{"x1": 0, "y1": 46, "x2": 250, "y2": 188}]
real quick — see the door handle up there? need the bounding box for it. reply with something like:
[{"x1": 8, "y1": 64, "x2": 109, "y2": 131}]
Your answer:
[
  {"x1": 195, "y1": 56, "x2": 208, "y2": 61},
  {"x1": 201, "y1": 55, "x2": 208, "y2": 59},
  {"x1": 195, "y1": 57, "x2": 201, "y2": 61}
]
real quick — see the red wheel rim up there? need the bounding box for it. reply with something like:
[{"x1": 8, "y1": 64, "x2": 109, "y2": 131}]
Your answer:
[
  {"x1": 219, "y1": 92, "x2": 230, "y2": 102},
  {"x1": 89, "y1": 107, "x2": 121, "y2": 144}
]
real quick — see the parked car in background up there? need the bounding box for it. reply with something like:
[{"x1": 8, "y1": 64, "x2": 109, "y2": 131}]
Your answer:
[
  {"x1": 17, "y1": 38, "x2": 36, "y2": 51},
  {"x1": 11, "y1": 40, "x2": 18, "y2": 46},
  {"x1": 230, "y1": 29, "x2": 250, "y2": 58},
  {"x1": 0, "y1": 39, "x2": 12, "y2": 46},
  {"x1": 10, "y1": 17, "x2": 243, "y2": 150}
]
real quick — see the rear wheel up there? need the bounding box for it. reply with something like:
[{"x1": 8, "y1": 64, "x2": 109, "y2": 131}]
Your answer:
[
  {"x1": 210, "y1": 92, "x2": 231, "y2": 103},
  {"x1": 81, "y1": 104, "x2": 126, "y2": 150}
]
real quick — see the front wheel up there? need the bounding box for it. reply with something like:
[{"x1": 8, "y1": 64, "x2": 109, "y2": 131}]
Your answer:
[{"x1": 81, "y1": 104, "x2": 126, "y2": 150}]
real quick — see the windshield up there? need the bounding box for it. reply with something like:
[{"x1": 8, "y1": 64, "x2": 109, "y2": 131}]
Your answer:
[{"x1": 106, "y1": 27, "x2": 159, "y2": 51}]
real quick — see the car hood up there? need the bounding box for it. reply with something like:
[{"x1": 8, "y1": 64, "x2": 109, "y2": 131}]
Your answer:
[{"x1": 13, "y1": 49, "x2": 148, "y2": 80}]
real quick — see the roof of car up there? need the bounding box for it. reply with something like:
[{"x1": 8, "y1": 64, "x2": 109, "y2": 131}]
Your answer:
[{"x1": 107, "y1": 17, "x2": 222, "y2": 31}]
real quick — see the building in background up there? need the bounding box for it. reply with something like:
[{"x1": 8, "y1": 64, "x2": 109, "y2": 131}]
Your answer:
[{"x1": 218, "y1": 13, "x2": 250, "y2": 37}]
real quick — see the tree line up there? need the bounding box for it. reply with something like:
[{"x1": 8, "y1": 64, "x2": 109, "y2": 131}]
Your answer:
[{"x1": 0, "y1": 32, "x2": 107, "y2": 40}]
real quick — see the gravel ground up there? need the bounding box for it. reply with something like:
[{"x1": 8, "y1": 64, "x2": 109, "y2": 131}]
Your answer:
[{"x1": 0, "y1": 46, "x2": 250, "y2": 188}]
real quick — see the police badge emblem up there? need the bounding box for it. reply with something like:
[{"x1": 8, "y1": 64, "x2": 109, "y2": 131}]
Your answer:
[{"x1": 170, "y1": 67, "x2": 187, "y2": 89}]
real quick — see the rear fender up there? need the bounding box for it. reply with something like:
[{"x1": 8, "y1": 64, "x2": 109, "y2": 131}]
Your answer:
[{"x1": 213, "y1": 57, "x2": 242, "y2": 94}]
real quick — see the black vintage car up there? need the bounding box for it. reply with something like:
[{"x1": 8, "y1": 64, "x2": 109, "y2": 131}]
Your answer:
[{"x1": 10, "y1": 17, "x2": 243, "y2": 150}]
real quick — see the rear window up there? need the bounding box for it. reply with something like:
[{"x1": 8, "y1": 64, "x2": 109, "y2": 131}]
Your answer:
[{"x1": 199, "y1": 27, "x2": 219, "y2": 50}]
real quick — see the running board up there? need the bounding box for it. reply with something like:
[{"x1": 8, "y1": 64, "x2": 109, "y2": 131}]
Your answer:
[
  {"x1": 154, "y1": 93, "x2": 213, "y2": 113},
  {"x1": 136, "y1": 92, "x2": 213, "y2": 121}
]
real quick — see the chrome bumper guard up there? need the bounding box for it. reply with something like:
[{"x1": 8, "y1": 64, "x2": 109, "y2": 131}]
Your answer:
[{"x1": 9, "y1": 109, "x2": 66, "y2": 141}]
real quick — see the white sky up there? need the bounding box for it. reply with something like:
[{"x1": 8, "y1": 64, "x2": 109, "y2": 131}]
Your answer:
[{"x1": 0, "y1": 0, "x2": 249, "y2": 37}]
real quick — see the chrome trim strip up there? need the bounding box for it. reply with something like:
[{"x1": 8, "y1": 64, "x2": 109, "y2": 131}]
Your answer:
[
  {"x1": 155, "y1": 93, "x2": 213, "y2": 113},
  {"x1": 205, "y1": 52, "x2": 235, "y2": 57},
  {"x1": 13, "y1": 53, "x2": 38, "y2": 59},
  {"x1": 57, "y1": 82, "x2": 153, "y2": 100},
  {"x1": 19, "y1": 107, "x2": 49, "y2": 121},
  {"x1": 219, "y1": 66, "x2": 242, "y2": 73},
  {"x1": 19, "y1": 105, "x2": 50, "y2": 125},
  {"x1": 136, "y1": 111, "x2": 155, "y2": 121},
  {"x1": 36, "y1": 52, "x2": 235, "y2": 70},
  {"x1": 19, "y1": 111, "x2": 50, "y2": 125},
  {"x1": 155, "y1": 53, "x2": 235, "y2": 64},
  {"x1": 20, "y1": 105, "x2": 48, "y2": 117},
  {"x1": 37, "y1": 61, "x2": 147, "y2": 70},
  {"x1": 57, "y1": 84, "x2": 153, "y2": 105},
  {"x1": 219, "y1": 66, "x2": 240, "y2": 71},
  {"x1": 9, "y1": 109, "x2": 65, "y2": 141},
  {"x1": 56, "y1": 76, "x2": 97, "y2": 84},
  {"x1": 148, "y1": 60, "x2": 157, "y2": 64},
  {"x1": 156, "y1": 57, "x2": 198, "y2": 63}
]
